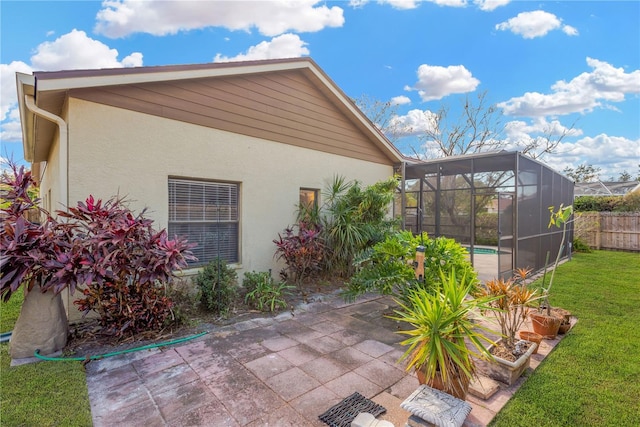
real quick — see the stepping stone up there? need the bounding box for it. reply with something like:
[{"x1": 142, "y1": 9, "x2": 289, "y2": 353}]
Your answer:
[
  {"x1": 401, "y1": 385, "x2": 471, "y2": 427},
  {"x1": 351, "y1": 412, "x2": 394, "y2": 427},
  {"x1": 468, "y1": 375, "x2": 500, "y2": 400}
]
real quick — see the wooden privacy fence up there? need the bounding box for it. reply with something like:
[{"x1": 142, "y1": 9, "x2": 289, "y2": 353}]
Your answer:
[{"x1": 574, "y1": 212, "x2": 640, "y2": 251}]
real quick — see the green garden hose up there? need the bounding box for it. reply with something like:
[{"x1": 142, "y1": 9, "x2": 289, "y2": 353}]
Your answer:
[{"x1": 34, "y1": 331, "x2": 209, "y2": 362}]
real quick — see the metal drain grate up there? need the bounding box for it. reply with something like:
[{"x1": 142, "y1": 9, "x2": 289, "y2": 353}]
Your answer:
[{"x1": 318, "y1": 392, "x2": 386, "y2": 427}]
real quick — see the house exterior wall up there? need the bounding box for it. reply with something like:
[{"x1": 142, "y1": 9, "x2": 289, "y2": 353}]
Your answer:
[
  {"x1": 66, "y1": 97, "x2": 394, "y2": 276},
  {"x1": 69, "y1": 69, "x2": 394, "y2": 165},
  {"x1": 38, "y1": 110, "x2": 65, "y2": 215}
]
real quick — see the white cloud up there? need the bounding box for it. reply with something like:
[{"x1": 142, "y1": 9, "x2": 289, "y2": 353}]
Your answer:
[
  {"x1": 501, "y1": 118, "x2": 637, "y2": 179},
  {"x1": 95, "y1": 0, "x2": 345, "y2": 38},
  {"x1": 499, "y1": 57, "x2": 640, "y2": 117},
  {"x1": 408, "y1": 64, "x2": 480, "y2": 101},
  {"x1": 388, "y1": 108, "x2": 439, "y2": 137},
  {"x1": 361, "y1": 0, "x2": 507, "y2": 10},
  {"x1": 1, "y1": 30, "x2": 142, "y2": 145},
  {"x1": 349, "y1": 0, "x2": 369, "y2": 8},
  {"x1": 562, "y1": 25, "x2": 579, "y2": 36},
  {"x1": 375, "y1": 0, "x2": 467, "y2": 9},
  {"x1": 504, "y1": 118, "x2": 582, "y2": 142},
  {"x1": 30, "y1": 29, "x2": 143, "y2": 70},
  {"x1": 379, "y1": 0, "x2": 422, "y2": 9},
  {"x1": 474, "y1": 0, "x2": 510, "y2": 11},
  {"x1": 390, "y1": 95, "x2": 411, "y2": 105},
  {"x1": 545, "y1": 134, "x2": 640, "y2": 178},
  {"x1": 0, "y1": 108, "x2": 23, "y2": 142},
  {"x1": 214, "y1": 34, "x2": 309, "y2": 62},
  {"x1": 1, "y1": 61, "x2": 32, "y2": 121},
  {"x1": 122, "y1": 52, "x2": 144, "y2": 67},
  {"x1": 429, "y1": 0, "x2": 467, "y2": 7},
  {"x1": 502, "y1": 118, "x2": 583, "y2": 155},
  {"x1": 496, "y1": 10, "x2": 569, "y2": 39}
]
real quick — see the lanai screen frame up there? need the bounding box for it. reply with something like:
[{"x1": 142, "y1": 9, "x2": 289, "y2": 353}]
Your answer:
[{"x1": 399, "y1": 151, "x2": 574, "y2": 279}]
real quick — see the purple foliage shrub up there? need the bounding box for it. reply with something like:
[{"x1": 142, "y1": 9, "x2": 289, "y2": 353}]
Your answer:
[{"x1": 0, "y1": 162, "x2": 195, "y2": 338}]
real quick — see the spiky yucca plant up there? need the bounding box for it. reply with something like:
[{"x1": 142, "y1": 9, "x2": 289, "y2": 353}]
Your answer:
[{"x1": 389, "y1": 268, "x2": 500, "y2": 398}]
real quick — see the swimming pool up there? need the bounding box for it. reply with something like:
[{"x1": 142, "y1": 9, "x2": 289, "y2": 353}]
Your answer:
[{"x1": 463, "y1": 246, "x2": 499, "y2": 255}]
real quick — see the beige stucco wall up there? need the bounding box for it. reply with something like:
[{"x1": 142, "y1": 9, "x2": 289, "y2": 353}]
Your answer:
[
  {"x1": 66, "y1": 98, "x2": 393, "y2": 280},
  {"x1": 35, "y1": 104, "x2": 82, "y2": 320},
  {"x1": 38, "y1": 120, "x2": 63, "y2": 215}
]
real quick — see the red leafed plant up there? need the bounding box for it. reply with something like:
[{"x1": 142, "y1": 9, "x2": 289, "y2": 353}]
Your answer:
[
  {"x1": 1, "y1": 161, "x2": 196, "y2": 339},
  {"x1": 273, "y1": 222, "x2": 325, "y2": 286}
]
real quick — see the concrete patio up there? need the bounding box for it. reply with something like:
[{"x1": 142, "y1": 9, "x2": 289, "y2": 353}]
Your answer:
[{"x1": 85, "y1": 290, "x2": 565, "y2": 426}]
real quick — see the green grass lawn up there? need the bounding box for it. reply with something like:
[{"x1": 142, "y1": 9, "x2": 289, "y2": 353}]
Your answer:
[
  {"x1": 0, "y1": 292, "x2": 92, "y2": 427},
  {"x1": 0, "y1": 290, "x2": 23, "y2": 334},
  {"x1": 490, "y1": 250, "x2": 640, "y2": 427}
]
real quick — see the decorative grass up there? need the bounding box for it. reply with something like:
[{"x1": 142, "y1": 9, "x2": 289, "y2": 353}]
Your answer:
[
  {"x1": 0, "y1": 292, "x2": 92, "y2": 426},
  {"x1": 490, "y1": 250, "x2": 640, "y2": 427}
]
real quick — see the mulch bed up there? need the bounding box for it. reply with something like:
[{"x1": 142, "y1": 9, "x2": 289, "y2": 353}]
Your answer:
[
  {"x1": 63, "y1": 277, "x2": 346, "y2": 359},
  {"x1": 490, "y1": 340, "x2": 533, "y2": 362}
]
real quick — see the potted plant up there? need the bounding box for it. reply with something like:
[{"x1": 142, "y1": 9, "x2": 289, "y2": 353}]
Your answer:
[
  {"x1": 474, "y1": 268, "x2": 541, "y2": 384},
  {"x1": 1, "y1": 162, "x2": 195, "y2": 359},
  {"x1": 531, "y1": 204, "x2": 574, "y2": 339},
  {"x1": 389, "y1": 267, "x2": 499, "y2": 399}
]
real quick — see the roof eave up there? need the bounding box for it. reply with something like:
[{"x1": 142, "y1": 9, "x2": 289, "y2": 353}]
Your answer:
[
  {"x1": 30, "y1": 57, "x2": 405, "y2": 165},
  {"x1": 16, "y1": 72, "x2": 36, "y2": 163}
]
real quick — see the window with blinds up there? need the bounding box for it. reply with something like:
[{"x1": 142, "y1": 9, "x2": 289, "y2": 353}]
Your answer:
[{"x1": 168, "y1": 178, "x2": 239, "y2": 266}]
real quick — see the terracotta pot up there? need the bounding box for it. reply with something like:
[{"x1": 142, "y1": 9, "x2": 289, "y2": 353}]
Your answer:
[
  {"x1": 551, "y1": 308, "x2": 572, "y2": 334},
  {"x1": 519, "y1": 331, "x2": 543, "y2": 354},
  {"x1": 558, "y1": 321, "x2": 571, "y2": 334},
  {"x1": 530, "y1": 312, "x2": 561, "y2": 339},
  {"x1": 416, "y1": 367, "x2": 469, "y2": 400}
]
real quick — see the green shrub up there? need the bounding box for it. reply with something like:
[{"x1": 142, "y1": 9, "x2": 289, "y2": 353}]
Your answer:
[
  {"x1": 343, "y1": 231, "x2": 478, "y2": 302},
  {"x1": 322, "y1": 175, "x2": 399, "y2": 276},
  {"x1": 574, "y1": 194, "x2": 639, "y2": 213},
  {"x1": 195, "y1": 259, "x2": 237, "y2": 316},
  {"x1": 421, "y1": 236, "x2": 478, "y2": 288},
  {"x1": 620, "y1": 191, "x2": 640, "y2": 212},
  {"x1": 572, "y1": 237, "x2": 592, "y2": 253},
  {"x1": 343, "y1": 230, "x2": 418, "y2": 301},
  {"x1": 243, "y1": 271, "x2": 293, "y2": 312},
  {"x1": 165, "y1": 279, "x2": 201, "y2": 326},
  {"x1": 574, "y1": 195, "x2": 622, "y2": 212}
]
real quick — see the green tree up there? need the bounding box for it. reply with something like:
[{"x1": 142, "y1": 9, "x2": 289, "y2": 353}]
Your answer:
[
  {"x1": 618, "y1": 170, "x2": 632, "y2": 181},
  {"x1": 563, "y1": 163, "x2": 601, "y2": 182}
]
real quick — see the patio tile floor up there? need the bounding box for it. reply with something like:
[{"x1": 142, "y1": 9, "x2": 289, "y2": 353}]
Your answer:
[{"x1": 86, "y1": 291, "x2": 566, "y2": 426}]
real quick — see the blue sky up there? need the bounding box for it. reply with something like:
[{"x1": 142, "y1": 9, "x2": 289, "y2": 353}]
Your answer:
[{"x1": 1, "y1": 0, "x2": 639, "y2": 180}]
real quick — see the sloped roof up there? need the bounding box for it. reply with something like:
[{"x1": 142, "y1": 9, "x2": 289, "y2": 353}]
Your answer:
[
  {"x1": 16, "y1": 57, "x2": 404, "y2": 164},
  {"x1": 574, "y1": 180, "x2": 640, "y2": 196}
]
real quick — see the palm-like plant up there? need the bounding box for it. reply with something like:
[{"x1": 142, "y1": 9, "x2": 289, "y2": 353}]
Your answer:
[
  {"x1": 477, "y1": 268, "x2": 540, "y2": 347},
  {"x1": 389, "y1": 268, "x2": 499, "y2": 399},
  {"x1": 321, "y1": 175, "x2": 397, "y2": 275}
]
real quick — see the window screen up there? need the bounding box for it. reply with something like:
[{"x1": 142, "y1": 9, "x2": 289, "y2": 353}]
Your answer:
[{"x1": 168, "y1": 178, "x2": 239, "y2": 266}]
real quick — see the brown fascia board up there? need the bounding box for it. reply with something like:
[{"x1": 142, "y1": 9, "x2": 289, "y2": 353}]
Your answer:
[
  {"x1": 31, "y1": 57, "x2": 317, "y2": 91},
  {"x1": 31, "y1": 57, "x2": 405, "y2": 164}
]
